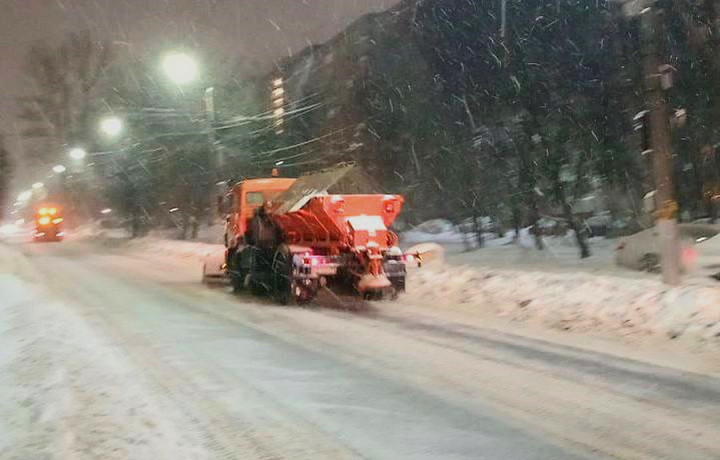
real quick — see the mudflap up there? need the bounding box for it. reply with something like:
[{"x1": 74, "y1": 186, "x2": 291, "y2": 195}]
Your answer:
[{"x1": 271, "y1": 246, "x2": 318, "y2": 305}]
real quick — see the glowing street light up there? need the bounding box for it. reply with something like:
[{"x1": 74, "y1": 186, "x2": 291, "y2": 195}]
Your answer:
[
  {"x1": 32, "y1": 182, "x2": 44, "y2": 189},
  {"x1": 162, "y1": 52, "x2": 198, "y2": 85},
  {"x1": 52, "y1": 164, "x2": 66, "y2": 174},
  {"x1": 69, "y1": 147, "x2": 87, "y2": 160},
  {"x1": 99, "y1": 116, "x2": 123, "y2": 138},
  {"x1": 17, "y1": 190, "x2": 32, "y2": 202}
]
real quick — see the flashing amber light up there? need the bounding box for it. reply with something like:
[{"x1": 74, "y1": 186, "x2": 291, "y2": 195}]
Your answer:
[
  {"x1": 49, "y1": 207, "x2": 57, "y2": 215},
  {"x1": 39, "y1": 207, "x2": 48, "y2": 216},
  {"x1": 38, "y1": 216, "x2": 51, "y2": 225},
  {"x1": 52, "y1": 217, "x2": 63, "y2": 224}
]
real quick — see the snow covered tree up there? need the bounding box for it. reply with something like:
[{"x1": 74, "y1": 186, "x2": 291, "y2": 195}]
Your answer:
[
  {"x1": 17, "y1": 32, "x2": 113, "y2": 162},
  {"x1": 0, "y1": 135, "x2": 10, "y2": 221}
]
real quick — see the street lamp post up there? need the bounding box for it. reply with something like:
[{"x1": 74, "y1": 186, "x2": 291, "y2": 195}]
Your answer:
[
  {"x1": 203, "y1": 86, "x2": 222, "y2": 225},
  {"x1": 162, "y1": 52, "x2": 221, "y2": 225},
  {"x1": 163, "y1": 52, "x2": 199, "y2": 86},
  {"x1": 17, "y1": 190, "x2": 32, "y2": 202},
  {"x1": 51, "y1": 164, "x2": 67, "y2": 205},
  {"x1": 69, "y1": 147, "x2": 87, "y2": 161},
  {"x1": 100, "y1": 116, "x2": 123, "y2": 138}
]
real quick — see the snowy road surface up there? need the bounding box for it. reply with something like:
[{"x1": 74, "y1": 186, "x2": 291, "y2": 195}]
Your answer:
[{"x1": 2, "y1": 240, "x2": 720, "y2": 459}]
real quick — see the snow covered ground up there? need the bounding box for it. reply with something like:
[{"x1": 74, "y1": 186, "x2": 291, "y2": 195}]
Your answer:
[
  {"x1": 93, "y1": 231, "x2": 720, "y2": 349},
  {"x1": 400, "y1": 222, "x2": 720, "y2": 347},
  {"x1": 0, "y1": 245, "x2": 211, "y2": 459},
  {"x1": 402, "y1": 221, "x2": 618, "y2": 272},
  {"x1": 404, "y1": 265, "x2": 720, "y2": 347},
  {"x1": 3, "y1": 234, "x2": 720, "y2": 459},
  {"x1": 60, "y1": 220, "x2": 720, "y2": 349}
]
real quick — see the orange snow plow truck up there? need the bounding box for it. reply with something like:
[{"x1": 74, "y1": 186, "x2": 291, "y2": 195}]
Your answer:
[{"x1": 221, "y1": 164, "x2": 418, "y2": 304}]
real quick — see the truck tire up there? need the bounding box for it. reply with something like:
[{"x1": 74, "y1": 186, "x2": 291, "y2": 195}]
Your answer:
[
  {"x1": 230, "y1": 252, "x2": 246, "y2": 292},
  {"x1": 271, "y1": 248, "x2": 296, "y2": 305},
  {"x1": 391, "y1": 276, "x2": 406, "y2": 294}
]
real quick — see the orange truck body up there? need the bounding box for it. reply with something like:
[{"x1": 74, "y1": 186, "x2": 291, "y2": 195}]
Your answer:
[{"x1": 269, "y1": 194, "x2": 403, "y2": 252}]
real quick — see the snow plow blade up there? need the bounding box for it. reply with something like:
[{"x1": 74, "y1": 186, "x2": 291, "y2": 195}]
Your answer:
[
  {"x1": 272, "y1": 163, "x2": 355, "y2": 215},
  {"x1": 202, "y1": 250, "x2": 229, "y2": 285}
]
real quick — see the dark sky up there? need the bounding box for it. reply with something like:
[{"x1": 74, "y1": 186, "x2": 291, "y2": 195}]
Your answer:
[{"x1": 0, "y1": 0, "x2": 400, "y2": 175}]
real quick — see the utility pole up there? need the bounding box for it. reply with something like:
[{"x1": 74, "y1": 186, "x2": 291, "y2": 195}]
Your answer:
[
  {"x1": 204, "y1": 86, "x2": 220, "y2": 225},
  {"x1": 640, "y1": 5, "x2": 681, "y2": 285},
  {"x1": 500, "y1": 0, "x2": 507, "y2": 42}
]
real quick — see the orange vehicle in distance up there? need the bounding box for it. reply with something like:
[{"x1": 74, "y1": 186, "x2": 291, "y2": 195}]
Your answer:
[{"x1": 33, "y1": 205, "x2": 65, "y2": 242}]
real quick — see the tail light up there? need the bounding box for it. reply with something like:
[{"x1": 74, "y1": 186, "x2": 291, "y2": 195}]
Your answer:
[
  {"x1": 38, "y1": 216, "x2": 51, "y2": 225},
  {"x1": 303, "y1": 255, "x2": 323, "y2": 266},
  {"x1": 384, "y1": 202, "x2": 395, "y2": 213},
  {"x1": 682, "y1": 247, "x2": 698, "y2": 267}
]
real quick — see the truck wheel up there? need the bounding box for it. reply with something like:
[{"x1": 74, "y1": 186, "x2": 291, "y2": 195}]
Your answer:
[
  {"x1": 272, "y1": 249, "x2": 297, "y2": 305},
  {"x1": 230, "y1": 253, "x2": 246, "y2": 292},
  {"x1": 391, "y1": 276, "x2": 406, "y2": 294},
  {"x1": 250, "y1": 278, "x2": 267, "y2": 296}
]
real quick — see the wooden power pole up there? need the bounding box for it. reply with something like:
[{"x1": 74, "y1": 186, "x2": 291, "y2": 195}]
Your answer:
[{"x1": 640, "y1": 5, "x2": 681, "y2": 285}]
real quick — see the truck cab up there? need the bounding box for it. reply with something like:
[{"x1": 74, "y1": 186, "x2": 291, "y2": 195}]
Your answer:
[{"x1": 223, "y1": 178, "x2": 296, "y2": 248}]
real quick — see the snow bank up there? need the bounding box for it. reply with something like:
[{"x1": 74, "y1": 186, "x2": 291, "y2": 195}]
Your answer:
[
  {"x1": 405, "y1": 264, "x2": 720, "y2": 347},
  {"x1": 104, "y1": 231, "x2": 720, "y2": 348},
  {"x1": 401, "y1": 219, "x2": 508, "y2": 246},
  {"x1": 0, "y1": 246, "x2": 209, "y2": 459},
  {"x1": 145, "y1": 224, "x2": 225, "y2": 245},
  {"x1": 125, "y1": 236, "x2": 224, "y2": 260},
  {"x1": 72, "y1": 222, "x2": 130, "y2": 239}
]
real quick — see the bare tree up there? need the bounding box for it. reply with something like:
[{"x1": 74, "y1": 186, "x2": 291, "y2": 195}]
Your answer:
[
  {"x1": 0, "y1": 135, "x2": 10, "y2": 220},
  {"x1": 17, "y1": 31, "x2": 113, "y2": 160}
]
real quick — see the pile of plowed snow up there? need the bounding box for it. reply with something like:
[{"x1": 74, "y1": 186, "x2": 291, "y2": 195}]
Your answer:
[
  {"x1": 405, "y1": 264, "x2": 720, "y2": 346},
  {"x1": 125, "y1": 236, "x2": 224, "y2": 260},
  {"x1": 107, "y1": 232, "x2": 720, "y2": 348}
]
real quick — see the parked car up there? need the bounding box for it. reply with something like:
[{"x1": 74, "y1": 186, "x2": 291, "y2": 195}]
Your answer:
[
  {"x1": 414, "y1": 219, "x2": 456, "y2": 235},
  {"x1": 615, "y1": 223, "x2": 719, "y2": 273}
]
